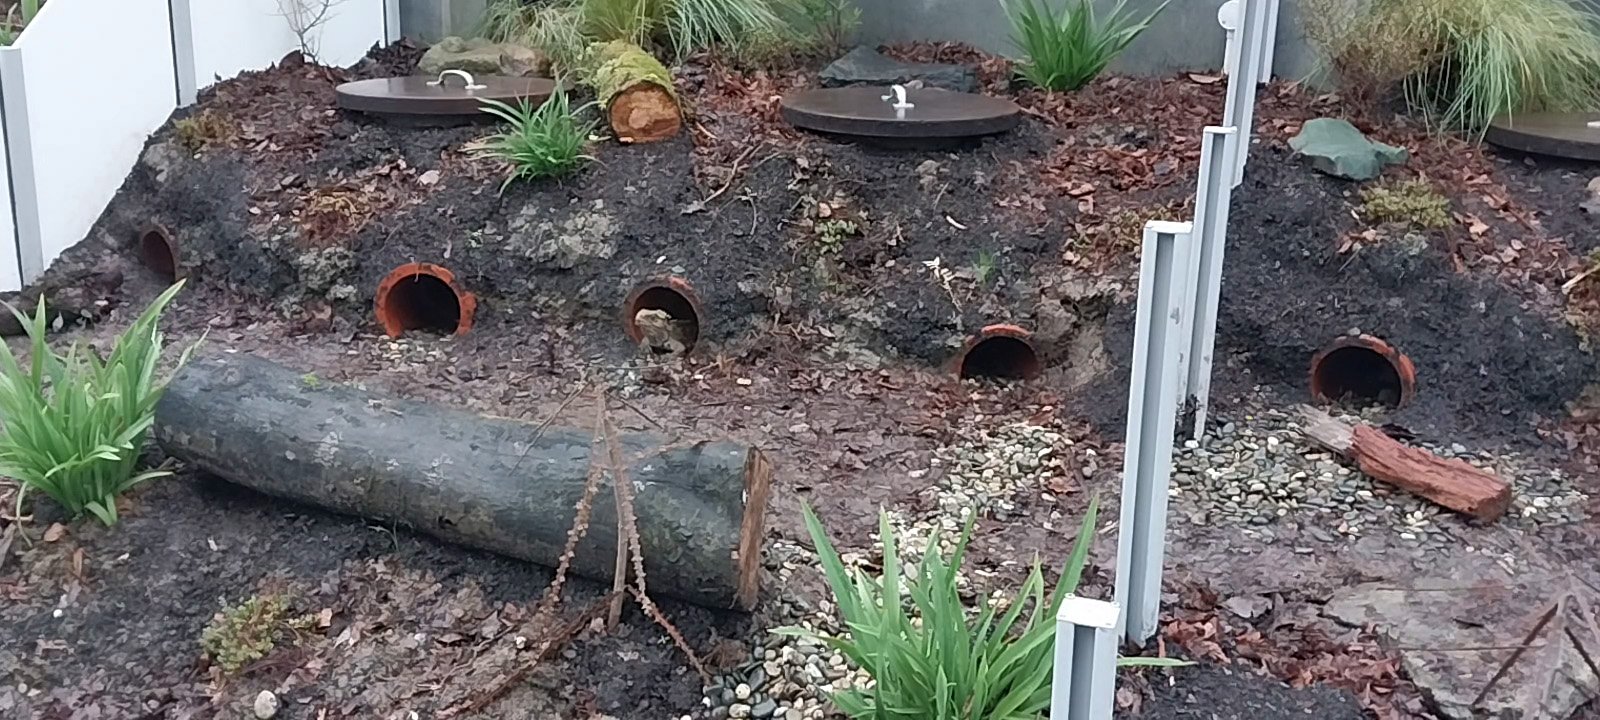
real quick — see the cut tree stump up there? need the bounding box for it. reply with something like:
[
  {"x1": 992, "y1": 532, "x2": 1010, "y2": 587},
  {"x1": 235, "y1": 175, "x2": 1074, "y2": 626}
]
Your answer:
[
  {"x1": 154, "y1": 354, "x2": 771, "y2": 610},
  {"x1": 1297, "y1": 406, "x2": 1511, "y2": 521},
  {"x1": 590, "y1": 41, "x2": 681, "y2": 143}
]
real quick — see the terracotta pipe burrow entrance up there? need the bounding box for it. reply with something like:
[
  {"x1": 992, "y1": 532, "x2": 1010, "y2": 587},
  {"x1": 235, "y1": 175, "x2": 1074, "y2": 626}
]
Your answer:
[
  {"x1": 953, "y1": 324, "x2": 1042, "y2": 381},
  {"x1": 138, "y1": 223, "x2": 180, "y2": 280},
  {"x1": 1309, "y1": 334, "x2": 1416, "y2": 408},
  {"x1": 621, "y1": 276, "x2": 705, "y2": 354},
  {"x1": 374, "y1": 263, "x2": 477, "y2": 338}
]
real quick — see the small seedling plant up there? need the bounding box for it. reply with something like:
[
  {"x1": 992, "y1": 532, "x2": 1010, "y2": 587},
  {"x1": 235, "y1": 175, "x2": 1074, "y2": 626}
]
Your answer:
[
  {"x1": 0, "y1": 282, "x2": 196, "y2": 525},
  {"x1": 476, "y1": 89, "x2": 595, "y2": 192},
  {"x1": 781, "y1": 497, "x2": 1186, "y2": 719},
  {"x1": 1004, "y1": 0, "x2": 1168, "y2": 92}
]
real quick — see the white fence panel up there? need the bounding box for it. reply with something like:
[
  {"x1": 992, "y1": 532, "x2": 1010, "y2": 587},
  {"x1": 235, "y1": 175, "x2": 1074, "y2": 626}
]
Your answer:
[
  {"x1": 0, "y1": 0, "x2": 177, "y2": 280},
  {"x1": 0, "y1": 103, "x2": 19, "y2": 292},
  {"x1": 180, "y1": 0, "x2": 392, "y2": 103}
]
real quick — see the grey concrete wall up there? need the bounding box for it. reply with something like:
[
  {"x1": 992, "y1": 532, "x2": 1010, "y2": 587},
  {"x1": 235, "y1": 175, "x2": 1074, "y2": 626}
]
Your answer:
[
  {"x1": 857, "y1": 0, "x2": 1321, "y2": 80},
  {"x1": 396, "y1": 0, "x2": 1329, "y2": 79},
  {"x1": 400, "y1": 0, "x2": 490, "y2": 43}
]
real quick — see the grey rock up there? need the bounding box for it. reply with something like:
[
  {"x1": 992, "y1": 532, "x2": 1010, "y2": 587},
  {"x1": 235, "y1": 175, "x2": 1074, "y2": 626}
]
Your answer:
[
  {"x1": 252, "y1": 691, "x2": 279, "y2": 720},
  {"x1": 752, "y1": 699, "x2": 778, "y2": 718},
  {"x1": 1288, "y1": 118, "x2": 1409, "y2": 181},
  {"x1": 819, "y1": 47, "x2": 976, "y2": 93},
  {"x1": 419, "y1": 36, "x2": 550, "y2": 78},
  {"x1": 1582, "y1": 177, "x2": 1600, "y2": 215},
  {"x1": 1326, "y1": 577, "x2": 1597, "y2": 719}
]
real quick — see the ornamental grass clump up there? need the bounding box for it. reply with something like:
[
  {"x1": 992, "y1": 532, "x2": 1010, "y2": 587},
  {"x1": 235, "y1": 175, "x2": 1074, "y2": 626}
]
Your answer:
[
  {"x1": 782, "y1": 497, "x2": 1185, "y2": 719},
  {"x1": 476, "y1": 88, "x2": 595, "y2": 191},
  {"x1": 0, "y1": 282, "x2": 195, "y2": 525},
  {"x1": 1004, "y1": 0, "x2": 1167, "y2": 92}
]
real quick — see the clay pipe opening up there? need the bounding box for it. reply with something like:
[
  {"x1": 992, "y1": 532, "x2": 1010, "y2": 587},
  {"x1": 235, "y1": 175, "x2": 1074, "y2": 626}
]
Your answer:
[
  {"x1": 1309, "y1": 334, "x2": 1416, "y2": 408},
  {"x1": 138, "y1": 224, "x2": 179, "y2": 280},
  {"x1": 622, "y1": 276, "x2": 704, "y2": 354},
  {"x1": 954, "y1": 324, "x2": 1042, "y2": 381},
  {"x1": 374, "y1": 263, "x2": 477, "y2": 338}
]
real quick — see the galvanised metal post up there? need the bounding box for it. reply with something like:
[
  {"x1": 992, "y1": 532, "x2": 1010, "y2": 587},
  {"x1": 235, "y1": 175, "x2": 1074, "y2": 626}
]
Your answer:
[
  {"x1": 1221, "y1": 0, "x2": 1273, "y2": 187},
  {"x1": 1179, "y1": 127, "x2": 1240, "y2": 440},
  {"x1": 1113, "y1": 221, "x2": 1193, "y2": 645},
  {"x1": 1050, "y1": 596, "x2": 1122, "y2": 720}
]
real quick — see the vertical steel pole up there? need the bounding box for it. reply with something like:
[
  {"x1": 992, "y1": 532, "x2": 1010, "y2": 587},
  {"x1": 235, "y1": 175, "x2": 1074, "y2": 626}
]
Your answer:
[
  {"x1": 1256, "y1": 0, "x2": 1280, "y2": 85},
  {"x1": 1222, "y1": 0, "x2": 1270, "y2": 187},
  {"x1": 0, "y1": 47, "x2": 42, "y2": 284},
  {"x1": 1114, "y1": 221, "x2": 1193, "y2": 645},
  {"x1": 1180, "y1": 127, "x2": 1239, "y2": 439},
  {"x1": 1050, "y1": 596, "x2": 1122, "y2": 720}
]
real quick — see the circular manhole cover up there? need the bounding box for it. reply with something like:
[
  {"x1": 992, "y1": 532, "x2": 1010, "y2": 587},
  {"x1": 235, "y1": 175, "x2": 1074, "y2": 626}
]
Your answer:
[
  {"x1": 780, "y1": 86, "x2": 1021, "y2": 142},
  {"x1": 1485, "y1": 112, "x2": 1600, "y2": 161},
  {"x1": 336, "y1": 71, "x2": 558, "y2": 125}
]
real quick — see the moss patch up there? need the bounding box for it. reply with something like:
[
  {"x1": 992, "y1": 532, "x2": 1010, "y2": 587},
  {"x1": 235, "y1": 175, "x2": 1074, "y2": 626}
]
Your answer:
[
  {"x1": 1360, "y1": 179, "x2": 1452, "y2": 229},
  {"x1": 588, "y1": 41, "x2": 676, "y2": 105},
  {"x1": 200, "y1": 595, "x2": 307, "y2": 674}
]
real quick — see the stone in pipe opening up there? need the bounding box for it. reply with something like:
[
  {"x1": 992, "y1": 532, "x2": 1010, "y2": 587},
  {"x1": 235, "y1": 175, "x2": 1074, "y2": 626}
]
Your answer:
[
  {"x1": 138, "y1": 224, "x2": 180, "y2": 280},
  {"x1": 374, "y1": 263, "x2": 477, "y2": 338},
  {"x1": 955, "y1": 324, "x2": 1042, "y2": 381},
  {"x1": 622, "y1": 276, "x2": 704, "y2": 354},
  {"x1": 1309, "y1": 334, "x2": 1416, "y2": 408}
]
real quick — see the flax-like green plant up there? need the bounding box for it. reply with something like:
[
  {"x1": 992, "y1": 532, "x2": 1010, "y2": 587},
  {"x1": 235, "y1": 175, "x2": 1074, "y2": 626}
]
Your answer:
[
  {"x1": 1, "y1": 282, "x2": 195, "y2": 526},
  {"x1": 476, "y1": 89, "x2": 595, "y2": 192},
  {"x1": 1004, "y1": 0, "x2": 1167, "y2": 92},
  {"x1": 781, "y1": 497, "x2": 1187, "y2": 719},
  {"x1": 1400, "y1": 0, "x2": 1600, "y2": 132},
  {"x1": 484, "y1": 0, "x2": 798, "y2": 61},
  {"x1": 0, "y1": 0, "x2": 43, "y2": 46}
]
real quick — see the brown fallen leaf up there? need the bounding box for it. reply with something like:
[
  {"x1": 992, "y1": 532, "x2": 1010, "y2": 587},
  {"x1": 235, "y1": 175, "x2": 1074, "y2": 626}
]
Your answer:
[
  {"x1": 43, "y1": 523, "x2": 67, "y2": 542},
  {"x1": 1188, "y1": 73, "x2": 1224, "y2": 85}
]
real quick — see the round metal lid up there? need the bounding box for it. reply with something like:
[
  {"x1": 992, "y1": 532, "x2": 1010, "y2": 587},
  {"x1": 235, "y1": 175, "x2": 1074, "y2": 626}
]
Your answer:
[
  {"x1": 1485, "y1": 112, "x2": 1600, "y2": 161},
  {"x1": 336, "y1": 71, "x2": 558, "y2": 120},
  {"x1": 780, "y1": 86, "x2": 1021, "y2": 140}
]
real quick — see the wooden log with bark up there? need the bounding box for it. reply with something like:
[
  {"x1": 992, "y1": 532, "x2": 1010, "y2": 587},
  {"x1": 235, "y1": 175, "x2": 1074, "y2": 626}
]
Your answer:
[
  {"x1": 0, "y1": 268, "x2": 124, "y2": 336},
  {"x1": 589, "y1": 41, "x2": 681, "y2": 143},
  {"x1": 1297, "y1": 406, "x2": 1511, "y2": 521},
  {"x1": 154, "y1": 354, "x2": 771, "y2": 610}
]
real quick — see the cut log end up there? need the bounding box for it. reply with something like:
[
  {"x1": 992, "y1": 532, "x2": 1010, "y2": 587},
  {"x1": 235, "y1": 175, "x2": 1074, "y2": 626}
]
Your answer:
[
  {"x1": 610, "y1": 84, "x2": 680, "y2": 143},
  {"x1": 736, "y1": 449, "x2": 773, "y2": 610}
]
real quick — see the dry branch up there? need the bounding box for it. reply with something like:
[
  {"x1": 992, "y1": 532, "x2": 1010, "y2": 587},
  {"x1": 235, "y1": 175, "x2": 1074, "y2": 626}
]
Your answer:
[{"x1": 1297, "y1": 406, "x2": 1511, "y2": 521}]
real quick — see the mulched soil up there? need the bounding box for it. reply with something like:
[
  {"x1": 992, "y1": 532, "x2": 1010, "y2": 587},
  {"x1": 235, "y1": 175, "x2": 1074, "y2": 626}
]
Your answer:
[{"x1": 2, "y1": 39, "x2": 1599, "y2": 720}]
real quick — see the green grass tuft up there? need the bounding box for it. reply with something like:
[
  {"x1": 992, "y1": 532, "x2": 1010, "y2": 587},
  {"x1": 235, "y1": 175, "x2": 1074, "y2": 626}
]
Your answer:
[
  {"x1": 202, "y1": 595, "x2": 292, "y2": 674},
  {"x1": 1004, "y1": 0, "x2": 1167, "y2": 91},
  {"x1": 779, "y1": 497, "x2": 1188, "y2": 719},
  {"x1": 476, "y1": 89, "x2": 595, "y2": 192},
  {"x1": 0, "y1": 282, "x2": 195, "y2": 525}
]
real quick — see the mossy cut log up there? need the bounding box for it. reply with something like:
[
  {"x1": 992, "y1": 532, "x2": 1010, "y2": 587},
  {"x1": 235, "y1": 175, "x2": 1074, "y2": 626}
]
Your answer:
[
  {"x1": 154, "y1": 354, "x2": 771, "y2": 610},
  {"x1": 590, "y1": 41, "x2": 680, "y2": 143}
]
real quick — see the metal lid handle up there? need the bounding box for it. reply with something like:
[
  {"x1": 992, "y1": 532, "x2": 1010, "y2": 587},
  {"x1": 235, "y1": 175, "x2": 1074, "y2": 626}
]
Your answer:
[{"x1": 428, "y1": 69, "x2": 487, "y2": 91}]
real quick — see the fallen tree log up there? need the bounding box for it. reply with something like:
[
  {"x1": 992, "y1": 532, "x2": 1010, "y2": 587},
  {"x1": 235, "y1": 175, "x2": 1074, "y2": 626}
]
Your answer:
[
  {"x1": 0, "y1": 268, "x2": 124, "y2": 336},
  {"x1": 589, "y1": 41, "x2": 680, "y2": 143},
  {"x1": 154, "y1": 354, "x2": 770, "y2": 610},
  {"x1": 1297, "y1": 406, "x2": 1511, "y2": 522}
]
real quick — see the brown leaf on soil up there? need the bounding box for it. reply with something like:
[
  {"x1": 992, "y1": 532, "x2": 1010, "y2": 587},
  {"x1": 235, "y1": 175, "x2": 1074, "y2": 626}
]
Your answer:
[{"x1": 42, "y1": 523, "x2": 66, "y2": 542}]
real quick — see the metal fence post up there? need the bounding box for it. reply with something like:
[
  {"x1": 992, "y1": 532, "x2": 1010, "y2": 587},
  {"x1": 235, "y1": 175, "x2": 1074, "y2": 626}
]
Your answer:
[
  {"x1": 1179, "y1": 127, "x2": 1239, "y2": 439},
  {"x1": 1221, "y1": 0, "x2": 1272, "y2": 187},
  {"x1": 168, "y1": 0, "x2": 198, "y2": 106},
  {"x1": 1256, "y1": 0, "x2": 1280, "y2": 86},
  {"x1": 1050, "y1": 596, "x2": 1121, "y2": 720},
  {"x1": 1114, "y1": 220, "x2": 1193, "y2": 645},
  {"x1": 0, "y1": 47, "x2": 42, "y2": 284}
]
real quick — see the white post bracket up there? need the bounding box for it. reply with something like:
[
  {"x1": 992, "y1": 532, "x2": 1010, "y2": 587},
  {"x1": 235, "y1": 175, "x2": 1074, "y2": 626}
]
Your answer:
[{"x1": 1050, "y1": 596, "x2": 1122, "y2": 720}]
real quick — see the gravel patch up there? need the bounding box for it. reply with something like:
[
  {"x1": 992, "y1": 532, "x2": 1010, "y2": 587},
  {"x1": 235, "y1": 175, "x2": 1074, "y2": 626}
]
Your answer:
[
  {"x1": 705, "y1": 419, "x2": 1076, "y2": 719},
  {"x1": 1172, "y1": 406, "x2": 1587, "y2": 550}
]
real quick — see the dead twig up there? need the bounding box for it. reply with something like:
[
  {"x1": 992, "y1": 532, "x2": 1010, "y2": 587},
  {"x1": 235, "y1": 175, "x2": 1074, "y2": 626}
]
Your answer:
[
  {"x1": 436, "y1": 593, "x2": 615, "y2": 719},
  {"x1": 601, "y1": 402, "x2": 710, "y2": 683},
  {"x1": 1471, "y1": 600, "x2": 1560, "y2": 708}
]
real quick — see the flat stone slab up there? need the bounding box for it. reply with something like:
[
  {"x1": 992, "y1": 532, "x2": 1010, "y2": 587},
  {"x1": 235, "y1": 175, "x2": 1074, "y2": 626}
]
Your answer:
[
  {"x1": 781, "y1": 86, "x2": 1020, "y2": 142},
  {"x1": 1288, "y1": 118, "x2": 1408, "y2": 180},
  {"x1": 819, "y1": 47, "x2": 976, "y2": 93},
  {"x1": 336, "y1": 75, "x2": 557, "y2": 125},
  {"x1": 1486, "y1": 112, "x2": 1600, "y2": 162},
  {"x1": 1326, "y1": 575, "x2": 1599, "y2": 720}
]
